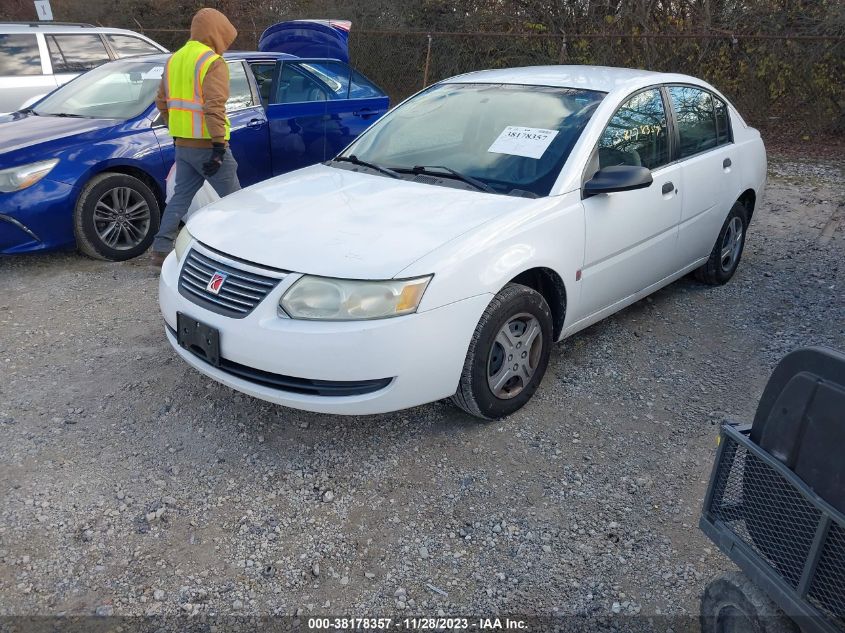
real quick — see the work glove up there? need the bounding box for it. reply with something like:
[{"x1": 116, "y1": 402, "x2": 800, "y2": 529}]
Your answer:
[{"x1": 202, "y1": 143, "x2": 227, "y2": 177}]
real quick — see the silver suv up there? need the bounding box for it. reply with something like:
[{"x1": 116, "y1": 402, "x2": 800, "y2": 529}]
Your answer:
[{"x1": 0, "y1": 22, "x2": 167, "y2": 113}]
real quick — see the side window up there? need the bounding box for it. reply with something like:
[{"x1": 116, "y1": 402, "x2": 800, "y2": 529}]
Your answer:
[
  {"x1": 106, "y1": 34, "x2": 161, "y2": 58},
  {"x1": 714, "y1": 96, "x2": 732, "y2": 146},
  {"x1": 349, "y1": 69, "x2": 386, "y2": 100},
  {"x1": 598, "y1": 88, "x2": 669, "y2": 170},
  {"x1": 226, "y1": 61, "x2": 255, "y2": 112},
  {"x1": 47, "y1": 34, "x2": 111, "y2": 73},
  {"x1": 667, "y1": 86, "x2": 719, "y2": 158},
  {"x1": 0, "y1": 34, "x2": 42, "y2": 76},
  {"x1": 295, "y1": 61, "x2": 350, "y2": 99},
  {"x1": 249, "y1": 62, "x2": 276, "y2": 107},
  {"x1": 274, "y1": 63, "x2": 328, "y2": 104}
]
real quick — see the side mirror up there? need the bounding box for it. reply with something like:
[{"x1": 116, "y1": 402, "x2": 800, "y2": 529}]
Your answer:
[{"x1": 584, "y1": 165, "x2": 653, "y2": 196}]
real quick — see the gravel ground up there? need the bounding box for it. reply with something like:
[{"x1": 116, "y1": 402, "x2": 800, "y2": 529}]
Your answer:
[{"x1": 0, "y1": 156, "x2": 842, "y2": 626}]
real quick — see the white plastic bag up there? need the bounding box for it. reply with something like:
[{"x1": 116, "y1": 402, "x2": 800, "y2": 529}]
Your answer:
[{"x1": 165, "y1": 163, "x2": 220, "y2": 220}]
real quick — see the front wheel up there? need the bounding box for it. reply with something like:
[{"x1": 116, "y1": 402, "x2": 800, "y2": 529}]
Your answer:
[
  {"x1": 74, "y1": 172, "x2": 160, "y2": 261},
  {"x1": 451, "y1": 283, "x2": 553, "y2": 420}
]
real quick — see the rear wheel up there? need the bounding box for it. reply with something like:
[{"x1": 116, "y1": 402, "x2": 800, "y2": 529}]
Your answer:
[
  {"x1": 74, "y1": 172, "x2": 160, "y2": 261},
  {"x1": 451, "y1": 283, "x2": 553, "y2": 420},
  {"x1": 700, "y1": 572, "x2": 798, "y2": 633},
  {"x1": 694, "y1": 201, "x2": 748, "y2": 285}
]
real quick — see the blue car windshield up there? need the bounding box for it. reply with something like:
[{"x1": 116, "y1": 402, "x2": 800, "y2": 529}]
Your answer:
[
  {"x1": 340, "y1": 83, "x2": 605, "y2": 197},
  {"x1": 34, "y1": 60, "x2": 164, "y2": 120}
]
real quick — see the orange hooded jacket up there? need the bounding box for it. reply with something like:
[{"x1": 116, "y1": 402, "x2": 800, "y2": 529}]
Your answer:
[{"x1": 155, "y1": 8, "x2": 238, "y2": 148}]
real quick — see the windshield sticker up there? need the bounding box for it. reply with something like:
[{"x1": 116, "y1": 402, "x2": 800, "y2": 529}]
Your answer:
[
  {"x1": 488, "y1": 126, "x2": 559, "y2": 159},
  {"x1": 142, "y1": 67, "x2": 164, "y2": 80}
]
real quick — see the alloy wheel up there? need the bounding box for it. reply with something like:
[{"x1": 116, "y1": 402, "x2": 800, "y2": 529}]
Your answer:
[
  {"x1": 720, "y1": 216, "x2": 743, "y2": 273},
  {"x1": 92, "y1": 186, "x2": 151, "y2": 251},
  {"x1": 487, "y1": 312, "x2": 543, "y2": 400}
]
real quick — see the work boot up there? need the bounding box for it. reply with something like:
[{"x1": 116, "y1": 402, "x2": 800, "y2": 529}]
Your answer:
[{"x1": 149, "y1": 251, "x2": 167, "y2": 267}]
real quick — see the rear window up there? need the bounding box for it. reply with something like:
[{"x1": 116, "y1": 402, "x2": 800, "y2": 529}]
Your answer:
[
  {"x1": 0, "y1": 34, "x2": 42, "y2": 76},
  {"x1": 47, "y1": 34, "x2": 111, "y2": 73},
  {"x1": 106, "y1": 34, "x2": 161, "y2": 58},
  {"x1": 668, "y1": 86, "x2": 721, "y2": 158},
  {"x1": 349, "y1": 70, "x2": 385, "y2": 100}
]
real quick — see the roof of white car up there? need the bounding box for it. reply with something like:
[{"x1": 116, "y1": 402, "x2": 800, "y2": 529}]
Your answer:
[
  {"x1": 447, "y1": 65, "x2": 694, "y2": 93},
  {"x1": 0, "y1": 23, "x2": 144, "y2": 35}
]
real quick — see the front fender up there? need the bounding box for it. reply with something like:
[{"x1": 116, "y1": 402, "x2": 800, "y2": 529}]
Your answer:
[{"x1": 400, "y1": 190, "x2": 585, "y2": 329}]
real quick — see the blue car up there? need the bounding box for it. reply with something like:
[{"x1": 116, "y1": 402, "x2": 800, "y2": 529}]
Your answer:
[{"x1": 0, "y1": 20, "x2": 389, "y2": 261}]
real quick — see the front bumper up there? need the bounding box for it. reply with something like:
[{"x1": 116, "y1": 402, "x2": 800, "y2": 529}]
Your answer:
[
  {"x1": 159, "y1": 245, "x2": 491, "y2": 415},
  {"x1": 0, "y1": 179, "x2": 77, "y2": 254}
]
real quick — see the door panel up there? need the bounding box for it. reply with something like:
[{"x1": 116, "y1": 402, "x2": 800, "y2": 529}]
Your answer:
[
  {"x1": 266, "y1": 101, "x2": 330, "y2": 175},
  {"x1": 577, "y1": 87, "x2": 682, "y2": 320},
  {"x1": 579, "y1": 164, "x2": 683, "y2": 318},
  {"x1": 266, "y1": 60, "x2": 332, "y2": 174},
  {"x1": 152, "y1": 62, "x2": 272, "y2": 188},
  {"x1": 0, "y1": 76, "x2": 58, "y2": 112},
  {"x1": 676, "y1": 147, "x2": 738, "y2": 261},
  {"x1": 224, "y1": 61, "x2": 271, "y2": 186},
  {"x1": 667, "y1": 86, "x2": 741, "y2": 263},
  {"x1": 228, "y1": 106, "x2": 271, "y2": 186},
  {"x1": 323, "y1": 96, "x2": 388, "y2": 159},
  {"x1": 265, "y1": 60, "x2": 390, "y2": 173}
]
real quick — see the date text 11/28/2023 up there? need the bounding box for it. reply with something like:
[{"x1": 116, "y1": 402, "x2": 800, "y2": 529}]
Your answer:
[{"x1": 307, "y1": 617, "x2": 529, "y2": 630}]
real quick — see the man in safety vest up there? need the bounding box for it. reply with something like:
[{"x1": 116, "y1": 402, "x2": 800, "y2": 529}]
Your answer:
[{"x1": 150, "y1": 8, "x2": 239, "y2": 266}]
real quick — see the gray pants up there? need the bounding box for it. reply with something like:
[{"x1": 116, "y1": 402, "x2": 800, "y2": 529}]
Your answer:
[{"x1": 153, "y1": 145, "x2": 240, "y2": 253}]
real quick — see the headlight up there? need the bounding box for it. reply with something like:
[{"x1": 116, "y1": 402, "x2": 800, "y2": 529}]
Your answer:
[
  {"x1": 0, "y1": 159, "x2": 59, "y2": 193},
  {"x1": 280, "y1": 275, "x2": 432, "y2": 320},
  {"x1": 174, "y1": 226, "x2": 193, "y2": 261}
]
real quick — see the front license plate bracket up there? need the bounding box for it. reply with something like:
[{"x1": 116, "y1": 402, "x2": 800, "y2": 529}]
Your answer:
[{"x1": 176, "y1": 312, "x2": 221, "y2": 367}]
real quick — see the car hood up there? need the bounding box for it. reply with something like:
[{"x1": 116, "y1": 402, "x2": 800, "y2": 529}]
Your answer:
[
  {"x1": 187, "y1": 164, "x2": 528, "y2": 279},
  {"x1": 0, "y1": 112, "x2": 118, "y2": 156}
]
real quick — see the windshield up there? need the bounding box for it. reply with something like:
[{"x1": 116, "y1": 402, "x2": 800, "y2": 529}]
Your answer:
[
  {"x1": 34, "y1": 60, "x2": 163, "y2": 119},
  {"x1": 339, "y1": 82, "x2": 605, "y2": 197}
]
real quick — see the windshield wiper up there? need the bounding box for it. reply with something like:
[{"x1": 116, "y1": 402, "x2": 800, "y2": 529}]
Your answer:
[
  {"x1": 331, "y1": 155, "x2": 400, "y2": 179},
  {"x1": 405, "y1": 165, "x2": 496, "y2": 194},
  {"x1": 51, "y1": 112, "x2": 87, "y2": 118}
]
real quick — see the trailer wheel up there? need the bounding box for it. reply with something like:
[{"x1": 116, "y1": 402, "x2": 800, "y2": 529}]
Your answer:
[{"x1": 700, "y1": 572, "x2": 799, "y2": 633}]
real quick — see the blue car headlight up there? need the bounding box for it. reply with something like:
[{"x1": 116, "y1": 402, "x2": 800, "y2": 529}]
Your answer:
[{"x1": 0, "y1": 159, "x2": 60, "y2": 193}]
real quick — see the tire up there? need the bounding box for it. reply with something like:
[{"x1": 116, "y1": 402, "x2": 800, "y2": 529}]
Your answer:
[
  {"x1": 700, "y1": 572, "x2": 799, "y2": 633},
  {"x1": 694, "y1": 201, "x2": 749, "y2": 285},
  {"x1": 451, "y1": 283, "x2": 553, "y2": 420},
  {"x1": 74, "y1": 172, "x2": 160, "y2": 261}
]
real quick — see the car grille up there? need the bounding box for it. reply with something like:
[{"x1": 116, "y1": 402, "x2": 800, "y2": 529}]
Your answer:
[{"x1": 178, "y1": 248, "x2": 282, "y2": 318}]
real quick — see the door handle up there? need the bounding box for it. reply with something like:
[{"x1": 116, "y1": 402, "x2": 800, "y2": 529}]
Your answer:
[
  {"x1": 662, "y1": 182, "x2": 674, "y2": 195},
  {"x1": 723, "y1": 158, "x2": 732, "y2": 168},
  {"x1": 353, "y1": 109, "x2": 377, "y2": 118},
  {"x1": 247, "y1": 118, "x2": 265, "y2": 129}
]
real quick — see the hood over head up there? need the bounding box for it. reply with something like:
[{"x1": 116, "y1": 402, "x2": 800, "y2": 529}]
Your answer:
[{"x1": 190, "y1": 8, "x2": 237, "y2": 54}]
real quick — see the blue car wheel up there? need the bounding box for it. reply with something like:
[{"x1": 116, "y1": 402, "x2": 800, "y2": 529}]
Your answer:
[{"x1": 73, "y1": 172, "x2": 161, "y2": 261}]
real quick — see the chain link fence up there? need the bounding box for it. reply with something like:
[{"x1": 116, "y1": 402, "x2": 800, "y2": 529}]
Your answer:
[{"x1": 139, "y1": 28, "x2": 844, "y2": 137}]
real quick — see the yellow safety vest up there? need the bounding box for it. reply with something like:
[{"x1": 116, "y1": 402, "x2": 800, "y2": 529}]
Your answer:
[{"x1": 163, "y1": 40, "x2": 231, "y2": 141}]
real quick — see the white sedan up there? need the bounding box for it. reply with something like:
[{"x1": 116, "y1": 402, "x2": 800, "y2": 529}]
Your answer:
[{"x1": 159, "y1": 65, "x2": 766, "y2": 419}]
